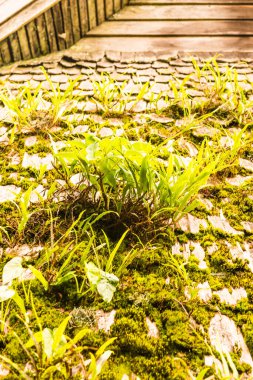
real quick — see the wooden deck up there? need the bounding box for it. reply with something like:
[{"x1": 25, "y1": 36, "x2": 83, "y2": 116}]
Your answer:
[{"x1": 80, "y1": 0, "x2": 253, "y2": 53}]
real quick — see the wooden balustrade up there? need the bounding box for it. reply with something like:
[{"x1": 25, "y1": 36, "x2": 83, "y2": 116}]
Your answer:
[{"x1": 0, "y1": 0, "x2": 128, "y2": 65}]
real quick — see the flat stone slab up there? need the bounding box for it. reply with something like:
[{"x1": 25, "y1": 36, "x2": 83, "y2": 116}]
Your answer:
[
  {"x1": 209, "y1": 313, "x2": 253, "y2": 368},
  {"x1": 0, "y1": 185, "x2": 21, "y2": 203}
]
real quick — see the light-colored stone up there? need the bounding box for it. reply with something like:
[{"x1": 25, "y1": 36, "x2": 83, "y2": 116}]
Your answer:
[
  {"x1": 228, "y1": 242, "x2": 253, "y2": 272},
  {"x1": 0, "y1": 185, "x2": 21, "y2": 203},
  {"x1": 172, "y1": 241, "x2": 207, "y2": 269},
  {"x1": 5, "y1": 244, "x2": 43, "y2": 258},
  {"x1": 192, "y1": 126, "x2": 220, "y2": 138},
  {"x1": 99, "y1": 127, "x2": 114, "y2": 137},
  {"x1": 213, "y1": 287, "x2": 247, "y2": 306},
  {"x1": 209, "y1": 313, "x2": 253, "y2": 368},
  {"x1": 207, "y1": 243, "x2": 218, "y2": 254},
  {"x1": 96, "y1": 310, "x2": 116, "y2": 333},
  {"x1": 146, "y1": 317, "x2": 159, "y2": 339},
  {"x1": 22, "y1": 153, "x2": 54, "y2": 170},
  {"x1": 198, "y1": 197, "x2": 213, "y2": 211},
  {"x1": 197, "y1": 281, "x2": 212, "y2": 302},
  {"x1": 226, "y1": 175, "x2": 253, "y2": 186},
  {"x1": 239, "y1": 158, "x2": 253, "y2": 172},
  {"x1": 177, "y1": 214, "x2": 208, "y2": 234},
  {"x1": 30, "y1": 185, "x2": 48, "y2": 203},
  {"x1": 208, "y1": 211, "x2": 243, "y2": 235},
  {"x1": 242, "y1": 221, "x2": 253, "y2": 233},
  {"x1": 126, "y1": 100, "x2": 147, "y2": 113},
  {"x1": 219, "y1": 136, "x2": 234, "y2": 148},
  {"x1": 24, "y1": 136, "x2": 37, "y2": 147},
  {"x1": 72, "y1": 125, "x2": 89, "y2": 134},
  {"x1": 177, "y1": 137, "x2": 198, "y2": 157}
]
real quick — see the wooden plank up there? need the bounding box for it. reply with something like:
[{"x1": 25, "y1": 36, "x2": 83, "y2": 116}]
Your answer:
[
  {"x1": 87, "y1": 20, "x2": 253, "y2": 36},
  {"x1": 25, "y1": 20, "x2": 40, "y2": 58},
  {"x1": 67, "y1": 35, "x2": 253, "y2": 52},
  {"x1": 105, "y1": 0, "x2": 114, "y2": 18},
  {"x1": 0, "y1": 39, "x2": 12, "y2": 64},
  {"x1": 61, "y1": 0, "x2": 74, "y2": 47},
  {"x1": 96, "y1": 0, "x2": 105, "y2": 24},
  {"x1": 17, "y1": 27, "x2": 31, "y2": 59},
  {"x1": 52, "y1": 2, "x2": 66, "y2": 50},
  {"x1": 111, "y1": 5, "x2": 253, "y2": 20},
  {"x1": 9, "y1": 33, "x2": 22, "y2": 61},
  {"x1": 0, "y1": 0, "x2": 61, "y2": 42},
  {"x1": 70, "y1": 0, "x2": 81, "y2": 43},
  {"x1": 77, "y1": 0, "x2": 89, "y2": 36},
  {"x1": 36, "y1": 14, "x2": 50, "y2": 55},
  {"x1": 114, "y1": 0, "x2": 122, "y2": 12},
  {"x1": 44, "y1": 9, "x2": 58, "y2": 52},
  {"x1": 0, "y1": 0, "x2": 36, "y2": 26},
  {"x1": 130, "y1": 0, "x2": 253, "y2": 3},
  {"x1": 122, "y1": 0, "x2": 129, "y2": 5},
  {"x1": 87, "y1": 0, "x2": 97, "y2": 29}
]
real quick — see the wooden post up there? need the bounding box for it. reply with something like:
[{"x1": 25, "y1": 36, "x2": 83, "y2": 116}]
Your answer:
[
  {"x1": 61, "y1": 0, "x2": 74, "y2": 47},
  {"x1": 96, "y1": 0, "x2": 105, "y2": 24},
  {"x1": 0, "y1": 39, "x2": 12, "y2": 64},
  {"x1": 9, "y1": 32, "x2": 22, "y2": 61},
  {"x1": 87, "y1": 0, "x2": 97, "y2": 29},
  {"x1": 105, "y1": 0, "x2": 113, "y2": 18},
  {"x1": 70, "y1": 0, "x2": 81, "y2": 43},
  {"x1": 52, "y1": 2, "x2": 66, "y2": 50},
  {"x1": 26, "y1": 20, "x2": 40, "y2": 58},
  {"x1": 36, "y1": 14, "x2": 50, "y2": 55},
  {"x1": 44, "y1": 9, "x2": 58, "y2": 52},
  {"x1": 77, "y1": 0, "x2": 89, "y2": 37},
  {"x1": 17, "y1": 27, "x2": 32, "y2": 60}
]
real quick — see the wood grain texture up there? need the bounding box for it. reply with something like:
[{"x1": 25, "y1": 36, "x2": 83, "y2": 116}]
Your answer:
[
  {"x1": 52, "y1": 2, "x2": 66, "y2": 50},
  {"x1": 96, "y1": 0, "x2": 105, "y2": 24},
  {"x1": 114, "y1": 0, "x2": 122, "y2": 12},
  {"x1": 130, "y1": 0, "x2": 253, "y2": 3},
  {"x1": 17, "y1": 27, "x2": 31, "y2": 59},
  {"x1": 61, "y1": 0, "x2": 74, "y2": 47},
  {"x1": 78, "y1": 0, "x2": 89, "y2": 36},
  {"x1": 44, "y1": 9, "x2": 58, "y2": 52},
  {"x1": 36, "y1": 14, "x2": 50, "y2": 55},
  {"x1": 111, "y1": 5, "x2": 253, "y2": 20},
  {"x1": 0, "y1": 39, "x2": 11, "y2": 64},
  {"x1": 88, "y1": 20, "x2": 253, "y2": 36},
  {"x1": 0, "y1": 0, "x2": 35, "y2": 26},
  {"x1": 87, "y1": 0, "x2": 97, "y2": 29},
  {"x1": 0, "y1": 0, "x2": 61, "y2": 41},
  {"x1": 71, "y1": 35, "x2": 253, "y2": 52},
  {"x1": 26, "y1": 20, "x2": 40, "y2": 57},
  {"x1": 70, "y1": 0, "x2": 81, "y2": 43},
  {"x1": 105, "y1": 0, "x2": 114, "y2": 18},
  {"x1": 9, "y1": 33, "x2": 22, "y2": 61}
]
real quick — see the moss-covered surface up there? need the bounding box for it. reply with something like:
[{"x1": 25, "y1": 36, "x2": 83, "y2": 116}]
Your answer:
[{"x1": 0, "y1": 57, "x2": 253, "y2": 379}]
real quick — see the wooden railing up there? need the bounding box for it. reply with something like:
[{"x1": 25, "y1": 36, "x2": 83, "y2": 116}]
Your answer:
[{"x1": 0, "y1": 0, "x2": 128, "y2": 66}]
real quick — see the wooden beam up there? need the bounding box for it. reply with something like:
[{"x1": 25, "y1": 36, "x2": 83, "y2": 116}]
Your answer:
[
  {"x1": 111, "y1": 5, "x2": 253, "y2": 20},
  {"x1": 0, "y1": 0, "x2": 61, "y2": 42},
  {"x1": 87, "y1": 20, "x2": 253, "y2": 36}
]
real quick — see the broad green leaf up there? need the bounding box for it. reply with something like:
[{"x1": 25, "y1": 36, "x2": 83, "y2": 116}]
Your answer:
[
  {"x1": 52, "y1": 316, "x2": 70, "y2": 355},
  {"x1": 29, "y1": 265, "x2": 49, "y2": 291},
  {"x1": 42, "y1": 328, "x2": 53, "y2": 359},
  {"x1": 95, "y1": 350, "x2": 113, "y2": 375},
  {"x1": 0, "y1": 285, "x2": 15, "y2": 301},
  {"x1": 2, "y1": 257, "x2": 24, "y2": 285},
  {"x1": 97, "y1": 279, "x2": 117, "y2": 303},
  {"x1": 12, "y1": 292, "x2": 26, "y2": 315},
  {"x1": 85, "y1": 262, "x2": 101, "y2": 286},
  {"x1": 25, "y1": 331, "x2": 43, "y2": 348}
]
